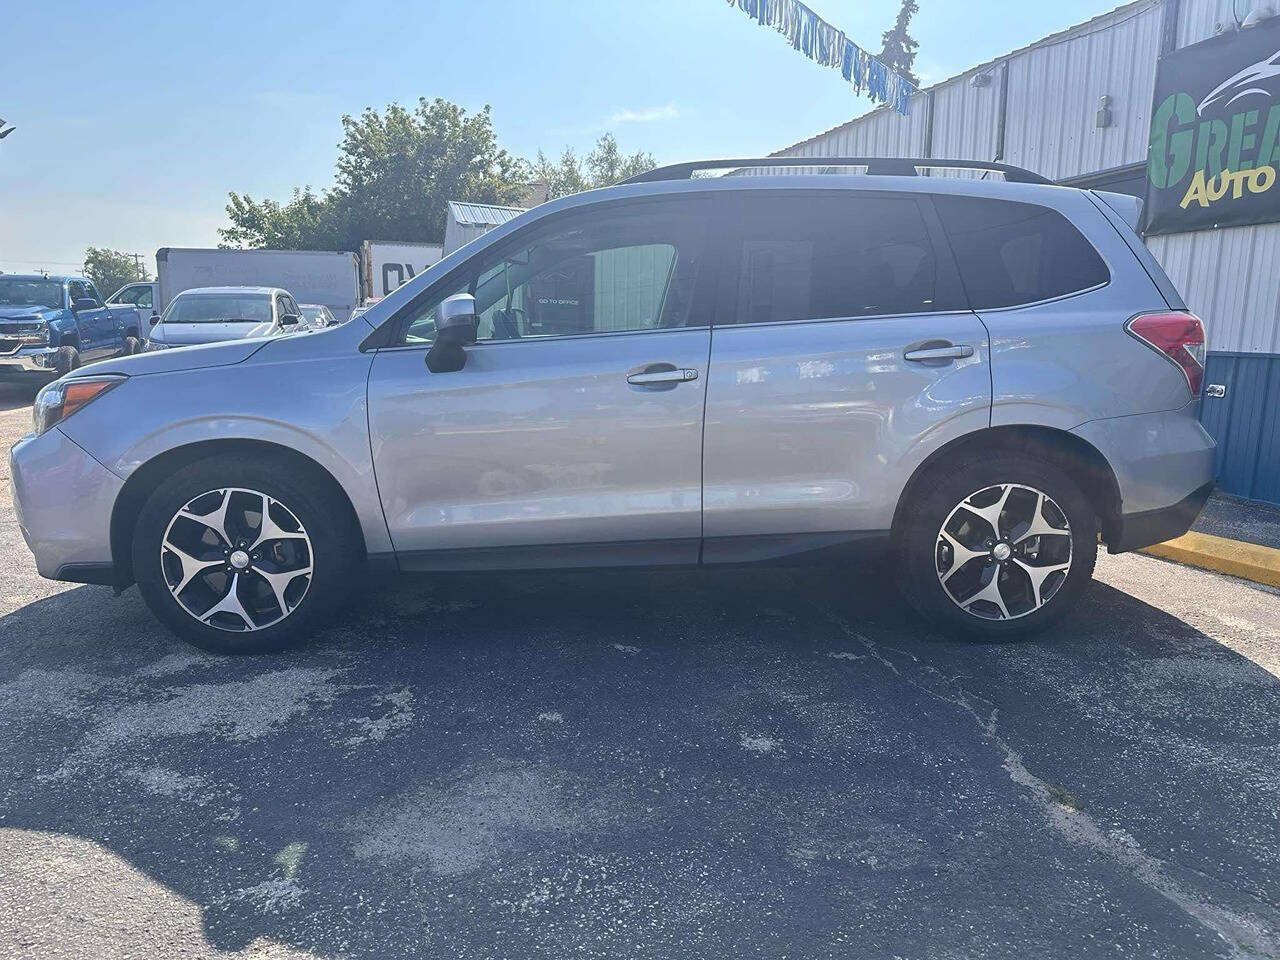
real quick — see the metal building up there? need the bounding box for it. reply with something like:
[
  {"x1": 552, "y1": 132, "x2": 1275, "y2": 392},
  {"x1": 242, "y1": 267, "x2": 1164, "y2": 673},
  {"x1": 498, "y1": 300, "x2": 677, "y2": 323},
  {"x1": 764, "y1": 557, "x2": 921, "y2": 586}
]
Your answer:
[
  {"x1": 774, "y1": 0, "x2": 1280, "y2": 504},
  {"x1": 444, "y1": 201, "x2": 528, "y2": 256}
]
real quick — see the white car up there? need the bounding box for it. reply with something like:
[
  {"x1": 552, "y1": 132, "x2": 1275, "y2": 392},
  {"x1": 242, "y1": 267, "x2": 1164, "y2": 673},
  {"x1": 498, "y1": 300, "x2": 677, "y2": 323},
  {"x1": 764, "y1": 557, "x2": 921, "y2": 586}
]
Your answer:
[{"x1": 145, "y1": 287, "x2": 305, "y2": 350}]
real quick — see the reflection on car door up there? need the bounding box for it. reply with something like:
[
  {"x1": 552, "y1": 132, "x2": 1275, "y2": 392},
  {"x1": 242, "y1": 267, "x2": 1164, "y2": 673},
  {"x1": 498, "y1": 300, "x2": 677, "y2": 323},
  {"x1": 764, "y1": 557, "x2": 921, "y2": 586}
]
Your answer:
[
  {"x1": 701, "y1": 191, "x2": 992, "y2": 559},
  {"x1": 368, "y1": 197, "x2": 717, "y2": 568}
]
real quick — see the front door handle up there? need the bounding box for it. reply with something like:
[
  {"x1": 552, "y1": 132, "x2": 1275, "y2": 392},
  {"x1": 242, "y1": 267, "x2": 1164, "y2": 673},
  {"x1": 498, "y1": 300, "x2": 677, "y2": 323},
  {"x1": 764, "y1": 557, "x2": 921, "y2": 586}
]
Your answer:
[
  {"x1": 627, "y1": 367, "x2": 699, "y2": 386},
  {"x1": 903, "y1": 343, "x2": 974, "y2": 362}
]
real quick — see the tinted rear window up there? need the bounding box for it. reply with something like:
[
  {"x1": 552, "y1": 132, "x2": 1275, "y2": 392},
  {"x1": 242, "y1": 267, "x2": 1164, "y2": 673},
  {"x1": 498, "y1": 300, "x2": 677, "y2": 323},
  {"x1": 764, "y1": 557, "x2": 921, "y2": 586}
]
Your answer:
[
  {"x1": 731, "y1": 194, "x2": 948, "y2": 323},
  {"x1": 933, "y1": 196, "x2": 1109, "y2": 309}
]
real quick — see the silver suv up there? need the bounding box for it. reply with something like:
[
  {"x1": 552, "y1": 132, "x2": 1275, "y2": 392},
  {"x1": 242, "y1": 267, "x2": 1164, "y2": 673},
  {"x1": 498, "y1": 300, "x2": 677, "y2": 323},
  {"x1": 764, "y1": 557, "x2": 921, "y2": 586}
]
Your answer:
[{"x1": 10, "y1": 158, "x2": 1216, "y2": 653}]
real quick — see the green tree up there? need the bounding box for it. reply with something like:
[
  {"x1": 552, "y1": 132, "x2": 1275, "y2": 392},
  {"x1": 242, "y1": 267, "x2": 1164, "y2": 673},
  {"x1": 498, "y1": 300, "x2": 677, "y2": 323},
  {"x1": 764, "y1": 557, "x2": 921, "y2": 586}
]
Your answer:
[
  {"x1": 220, "y1": 98, "x2": 527, "y2": 251},
  {"x1": 879, "y1": 0, "x2": 920, "y2": 88},
  {"x1": 530, "y1": 133, "x2": 656, "y2": 200},
  {"x1": 82, "y1": 247, "x2": 149, "y2": 298}
]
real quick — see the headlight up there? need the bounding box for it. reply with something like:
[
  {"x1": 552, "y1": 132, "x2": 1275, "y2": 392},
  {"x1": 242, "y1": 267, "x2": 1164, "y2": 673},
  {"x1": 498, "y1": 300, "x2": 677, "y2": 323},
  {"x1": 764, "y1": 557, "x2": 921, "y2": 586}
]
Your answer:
[
  {"x1": 32, "y1": 376, "x2": 126, "y2": 436},
  {"x1": 143, "y1": 339, "x2": 169, "y2": 352}
]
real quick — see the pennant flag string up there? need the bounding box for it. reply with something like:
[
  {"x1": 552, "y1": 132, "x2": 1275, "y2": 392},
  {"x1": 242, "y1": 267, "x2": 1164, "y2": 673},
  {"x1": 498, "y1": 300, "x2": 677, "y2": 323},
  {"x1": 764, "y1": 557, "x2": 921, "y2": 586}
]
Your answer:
[{"x1": 725, "y1": 0, "x2": 915, "y2": 117}]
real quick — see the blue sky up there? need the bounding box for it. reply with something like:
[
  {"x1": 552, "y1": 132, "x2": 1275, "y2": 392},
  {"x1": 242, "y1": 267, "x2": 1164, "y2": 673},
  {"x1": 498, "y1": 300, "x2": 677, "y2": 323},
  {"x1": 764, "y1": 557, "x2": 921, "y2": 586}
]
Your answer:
[{"x1": 1, "y1": 0, "x2": 1118, "y2": 273}]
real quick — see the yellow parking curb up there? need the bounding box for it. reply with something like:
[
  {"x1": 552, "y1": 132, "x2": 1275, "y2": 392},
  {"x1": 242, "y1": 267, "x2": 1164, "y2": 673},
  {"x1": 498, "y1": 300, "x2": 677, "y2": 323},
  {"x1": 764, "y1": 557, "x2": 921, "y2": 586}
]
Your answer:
[{"x1": 1140, "y1": 531, "x2": 1280, "y2": 589}]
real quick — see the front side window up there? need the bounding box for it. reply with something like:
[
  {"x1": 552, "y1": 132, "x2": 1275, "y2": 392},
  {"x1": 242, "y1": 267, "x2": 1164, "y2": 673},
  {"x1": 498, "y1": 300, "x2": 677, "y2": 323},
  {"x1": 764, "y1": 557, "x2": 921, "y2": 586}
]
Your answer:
[
  {"x1": 933, "y1": 196, "x2": 1110, "y2": 309},
  {"x1": 731, "y1": 194, "x2": 942, "y2": 323},
  {"x1": 397, "y1": 199, "x2": 708, "y2": 345},
  {"x1": 115, "y1": 285, "x2": 153, "y2": 308},
  {"x1": 69, "y1": 280, "x2": 98, "y2": 305}
]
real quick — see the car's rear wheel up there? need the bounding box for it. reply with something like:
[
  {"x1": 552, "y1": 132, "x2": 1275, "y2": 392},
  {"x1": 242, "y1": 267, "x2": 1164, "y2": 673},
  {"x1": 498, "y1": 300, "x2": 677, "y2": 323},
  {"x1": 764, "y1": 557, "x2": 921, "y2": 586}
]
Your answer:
[
  {"x1": 896, "y1": 456, "x2": 1098, "y2": 639},
  {"x1": 132, "y1": 455, "x2": 361, "y2": 653}
]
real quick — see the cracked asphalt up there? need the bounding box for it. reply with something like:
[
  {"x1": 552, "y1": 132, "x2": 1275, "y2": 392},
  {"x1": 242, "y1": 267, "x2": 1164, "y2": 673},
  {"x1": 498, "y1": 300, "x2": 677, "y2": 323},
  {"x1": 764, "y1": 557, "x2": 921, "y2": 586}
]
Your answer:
[{"x1": 2, "y1": 381, "x2": 1279, "y2": 959}]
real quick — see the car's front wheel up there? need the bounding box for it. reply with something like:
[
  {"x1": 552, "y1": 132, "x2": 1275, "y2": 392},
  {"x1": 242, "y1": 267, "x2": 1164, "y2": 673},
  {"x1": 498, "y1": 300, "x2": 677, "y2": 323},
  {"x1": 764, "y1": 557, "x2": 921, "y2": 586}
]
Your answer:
[
  {"x1": 132, "y1": 455, "x2": 361, "y2": 653},
  {"x1": 896, "y1": 456, "x2": 1098, "y2": 639}
]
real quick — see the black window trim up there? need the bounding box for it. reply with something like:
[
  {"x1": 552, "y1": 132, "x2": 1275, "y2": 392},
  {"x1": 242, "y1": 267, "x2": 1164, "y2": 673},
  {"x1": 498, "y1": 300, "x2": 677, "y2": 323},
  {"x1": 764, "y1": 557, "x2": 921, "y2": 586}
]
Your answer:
[
  {"x1": 709, "y1": 188, "x2": 969, "y2": 328},
  {"x1": 365, "y1": 194, "x2": 719, "y2": 352}
]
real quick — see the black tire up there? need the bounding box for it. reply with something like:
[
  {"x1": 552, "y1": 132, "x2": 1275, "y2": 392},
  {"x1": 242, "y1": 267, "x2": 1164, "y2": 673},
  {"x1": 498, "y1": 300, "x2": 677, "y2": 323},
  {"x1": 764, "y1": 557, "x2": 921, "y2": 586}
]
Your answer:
[
  {"x1": 54, "y1": 345, "x2": 80, "y2": 377},
  {"x1": 132, "y1": 454, "x2": 363, "y2": 654},
  {"x1": 895, "y1": 455, "x2": 1098, "y2": 640},
  {"x1": 122, "y1": 334, "x2": 141, "y2": 356}
]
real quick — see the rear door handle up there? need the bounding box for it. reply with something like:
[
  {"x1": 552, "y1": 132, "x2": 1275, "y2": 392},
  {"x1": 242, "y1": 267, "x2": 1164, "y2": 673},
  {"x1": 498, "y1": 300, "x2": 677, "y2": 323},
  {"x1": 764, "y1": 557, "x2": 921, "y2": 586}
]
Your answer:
[
  {"x1": 903, "y1": 343, "x2": 974, "y2": 362},
  {"x1": 627, "y1": 367, "x2": 699, "y2": 386}
]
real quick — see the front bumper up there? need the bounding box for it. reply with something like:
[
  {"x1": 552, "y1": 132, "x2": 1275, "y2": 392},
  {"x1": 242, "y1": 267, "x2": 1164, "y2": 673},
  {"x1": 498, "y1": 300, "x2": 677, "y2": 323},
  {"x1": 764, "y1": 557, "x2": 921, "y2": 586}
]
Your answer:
[
  {"x1": 0, "y1": 344, "x2": 58, "y2": 378},
  {"x1": 10, "y1": 426, "x2": 123, "y2": 582}
]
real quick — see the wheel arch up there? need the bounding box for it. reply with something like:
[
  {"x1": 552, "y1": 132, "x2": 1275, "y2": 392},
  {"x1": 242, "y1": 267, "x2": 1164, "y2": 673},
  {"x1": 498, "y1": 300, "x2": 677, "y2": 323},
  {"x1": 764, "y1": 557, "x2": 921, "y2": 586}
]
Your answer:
[
  {"x1": 892, "y1": 425, "x2": 1122, "y2": 546},
  {"x1": 110, "y1": 439, "x2": 367, "y2": 586}
]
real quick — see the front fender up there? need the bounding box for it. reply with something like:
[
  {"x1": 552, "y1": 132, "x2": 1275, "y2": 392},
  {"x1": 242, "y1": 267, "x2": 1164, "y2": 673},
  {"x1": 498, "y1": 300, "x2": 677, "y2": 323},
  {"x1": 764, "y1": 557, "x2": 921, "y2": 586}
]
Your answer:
[{"x1": 56, "y1": 349, "x2": 392, "y2": 556}]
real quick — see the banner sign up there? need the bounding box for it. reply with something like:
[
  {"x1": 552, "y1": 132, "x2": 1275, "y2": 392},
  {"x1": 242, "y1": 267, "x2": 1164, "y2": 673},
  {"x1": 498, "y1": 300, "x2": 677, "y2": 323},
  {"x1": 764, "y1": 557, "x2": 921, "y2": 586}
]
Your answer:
[{"x1": 1145, "y1": 18, "x2": 1280, "y2": 235}]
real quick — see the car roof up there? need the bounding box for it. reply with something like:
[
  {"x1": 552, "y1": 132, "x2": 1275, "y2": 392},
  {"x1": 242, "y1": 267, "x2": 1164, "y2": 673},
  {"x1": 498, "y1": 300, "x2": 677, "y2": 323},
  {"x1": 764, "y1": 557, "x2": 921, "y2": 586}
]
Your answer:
[
  {"x1": 2, "y1": 274, "x2": 74, "y2": 282},
  {"x1": 177, "y1": 286, "x2": 282, "y2": 296}
]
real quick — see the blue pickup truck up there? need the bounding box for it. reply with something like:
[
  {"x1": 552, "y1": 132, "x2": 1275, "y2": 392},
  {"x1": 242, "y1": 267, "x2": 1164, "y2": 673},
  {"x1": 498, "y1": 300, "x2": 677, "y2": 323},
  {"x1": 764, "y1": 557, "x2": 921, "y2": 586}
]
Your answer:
[{"x1": 0, "y1": 274, "x2": 143, "y2": 380}]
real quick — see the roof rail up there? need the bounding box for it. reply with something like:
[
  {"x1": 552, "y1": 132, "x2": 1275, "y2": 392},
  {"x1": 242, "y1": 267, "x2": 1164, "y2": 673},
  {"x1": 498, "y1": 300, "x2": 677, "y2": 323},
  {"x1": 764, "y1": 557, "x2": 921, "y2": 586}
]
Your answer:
[{"x1": 620, "y1": 157, "x2": 1053, "y2": 186}]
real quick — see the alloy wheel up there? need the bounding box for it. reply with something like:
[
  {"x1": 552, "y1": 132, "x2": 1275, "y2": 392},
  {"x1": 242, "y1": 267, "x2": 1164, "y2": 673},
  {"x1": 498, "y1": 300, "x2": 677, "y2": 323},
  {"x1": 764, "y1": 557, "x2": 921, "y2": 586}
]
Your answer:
[
  {"x1": 160, "y1": 487, "x2": 313, "y2": 632},
  {"x1": 934, "y1": 483, "x2": 1073, "y2": 621}
]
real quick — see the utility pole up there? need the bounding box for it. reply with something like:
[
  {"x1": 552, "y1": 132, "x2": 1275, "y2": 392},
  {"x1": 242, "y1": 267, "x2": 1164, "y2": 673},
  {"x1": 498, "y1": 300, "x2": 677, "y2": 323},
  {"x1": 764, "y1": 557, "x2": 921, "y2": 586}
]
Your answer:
[{"x1": 133, "y1": 253, "x2": 144, "y2": 281}]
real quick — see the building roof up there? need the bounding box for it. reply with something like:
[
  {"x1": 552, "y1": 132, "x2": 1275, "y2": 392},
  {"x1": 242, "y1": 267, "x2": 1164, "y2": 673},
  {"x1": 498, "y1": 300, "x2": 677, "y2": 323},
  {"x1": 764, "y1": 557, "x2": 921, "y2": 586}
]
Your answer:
[{"x1": 447, "y1": 201, "x2": 528, "y2": 227}]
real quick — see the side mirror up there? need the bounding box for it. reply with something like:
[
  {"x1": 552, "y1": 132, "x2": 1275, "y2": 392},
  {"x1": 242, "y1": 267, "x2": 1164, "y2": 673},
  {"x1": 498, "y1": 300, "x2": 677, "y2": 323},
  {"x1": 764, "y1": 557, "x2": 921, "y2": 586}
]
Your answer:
[
  {"x1": 279, "y1": 313, "x2": 301, "y2": 326},
  {"x1": 426, "y1": 294, "x2": 477, "y2": 374},
  {"x1": 72, "y1": 298, "x2": 100, "y2": 312},
  {"x1": 149, "y1": 313, "x2": 160, "y2": 326}
]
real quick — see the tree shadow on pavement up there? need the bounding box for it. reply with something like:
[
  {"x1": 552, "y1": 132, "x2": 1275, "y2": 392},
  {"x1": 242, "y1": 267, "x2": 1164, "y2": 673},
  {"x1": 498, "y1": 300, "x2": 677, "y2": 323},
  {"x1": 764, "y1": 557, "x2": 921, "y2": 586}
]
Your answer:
[{"x1": 1, "y1": 564, "x2": 1277, "y2": 959}]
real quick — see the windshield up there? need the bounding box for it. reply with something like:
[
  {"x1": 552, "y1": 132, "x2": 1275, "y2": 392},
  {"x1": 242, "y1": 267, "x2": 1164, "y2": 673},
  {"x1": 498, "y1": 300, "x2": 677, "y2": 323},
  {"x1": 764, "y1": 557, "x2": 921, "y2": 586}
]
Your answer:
[
  {"x1": 300, "y1": 305, "x2": 327, "y2": 321},
  {"x1": 163, "y1": 293, "x2": 272, "y2": 324},
  {"x1": 0, "y1": 278, "x2": 64, "y2": 310}
]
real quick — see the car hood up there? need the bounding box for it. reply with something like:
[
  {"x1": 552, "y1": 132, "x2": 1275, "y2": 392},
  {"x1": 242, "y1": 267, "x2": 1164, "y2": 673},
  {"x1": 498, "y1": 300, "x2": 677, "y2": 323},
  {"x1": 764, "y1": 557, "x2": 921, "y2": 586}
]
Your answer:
[
  {"x1": 149, "y1": 320, "x2": 277, "y2": 345},
  {"x1": 0, "y1": 305, "x2": 58, "y2": 320},
  {"x1": 82, "y1": 337, "x2": 271, "y2": 377}
]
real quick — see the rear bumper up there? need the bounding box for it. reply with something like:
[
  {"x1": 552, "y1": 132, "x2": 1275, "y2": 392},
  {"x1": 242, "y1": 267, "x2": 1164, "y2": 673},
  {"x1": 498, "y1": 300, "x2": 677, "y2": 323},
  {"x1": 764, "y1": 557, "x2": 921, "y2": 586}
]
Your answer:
[
  {"x1": 1108, "y1": 481, "x2": 1213, "y2": 553},
  {"x1": 10, "y1": 426, "x2": 123, "y2": 581}
]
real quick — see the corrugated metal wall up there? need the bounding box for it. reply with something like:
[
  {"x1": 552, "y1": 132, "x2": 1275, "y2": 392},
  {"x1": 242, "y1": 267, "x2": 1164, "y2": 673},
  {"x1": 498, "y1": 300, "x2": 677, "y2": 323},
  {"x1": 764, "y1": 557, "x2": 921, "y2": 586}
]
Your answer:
[
  {"x1": 1178, "y1": 0, "x2": 1273, "y2": 46},
  {"x1": 1201, "y1": 353, "x2": 1280, "y2": 502},
  {"x1": 1000, "y1": 2, "x2": 1163, "y2": 180},
  {"x1": 1148, "y1": 226, "x2": 1280, "y2": 354},
  {"x1": 773, "y1": 0, "x2": 1280, "y2": 503}
]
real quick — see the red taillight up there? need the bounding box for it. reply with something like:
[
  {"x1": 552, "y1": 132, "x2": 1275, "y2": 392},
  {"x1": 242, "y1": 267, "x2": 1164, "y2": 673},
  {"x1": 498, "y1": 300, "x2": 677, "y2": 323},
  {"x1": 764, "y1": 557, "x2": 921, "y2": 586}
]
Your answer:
[{"x1": 1126, "y1": 312, "x2": 1206, "y2": 397}]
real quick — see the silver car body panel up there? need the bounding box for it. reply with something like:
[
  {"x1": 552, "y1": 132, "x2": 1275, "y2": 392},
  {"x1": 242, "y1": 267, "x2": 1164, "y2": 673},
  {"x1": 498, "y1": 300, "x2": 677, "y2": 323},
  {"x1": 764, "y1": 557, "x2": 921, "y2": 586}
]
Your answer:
[
  {"x1": 10, "y1": 426, "x2": 123, "y2": 577},
  {"x1": 58, "y1": 325, "x2": 394, "y2": 558},
  {"x1": 368, "y1": 328, "x2": 710, "y2": 559},
  {"x1": 9, "y1": 172, "x2": 1217, "y2": 584},
  {"x1": 702, "y1": 312, "x2": 992, "y2": 538},
  {"x1": 1071, "y1": 404, "x2": 1216, "y2": 515}
]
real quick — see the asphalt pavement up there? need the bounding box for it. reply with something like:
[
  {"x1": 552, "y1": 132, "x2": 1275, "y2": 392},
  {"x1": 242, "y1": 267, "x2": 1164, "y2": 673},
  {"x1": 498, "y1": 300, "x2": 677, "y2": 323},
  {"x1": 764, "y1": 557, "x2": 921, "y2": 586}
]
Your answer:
[{"x1": 2, "y1": 380, "x2": 1279, "y2": 959}]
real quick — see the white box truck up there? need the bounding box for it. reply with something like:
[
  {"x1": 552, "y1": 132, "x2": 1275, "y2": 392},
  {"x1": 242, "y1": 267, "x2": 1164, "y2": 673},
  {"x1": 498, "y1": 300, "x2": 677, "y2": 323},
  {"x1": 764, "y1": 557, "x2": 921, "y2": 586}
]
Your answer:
[
  {"x1": 362, "y1": 241, "x2": 444, "y2": 300},
  {"x1": 155, "y1": 248, "x2": 361, "y2": 322}
]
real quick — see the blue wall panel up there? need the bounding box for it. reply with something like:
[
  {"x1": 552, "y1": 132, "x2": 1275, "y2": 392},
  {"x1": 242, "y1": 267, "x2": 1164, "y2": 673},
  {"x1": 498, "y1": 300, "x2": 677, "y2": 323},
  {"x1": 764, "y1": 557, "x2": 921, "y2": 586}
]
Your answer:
[{"x1": 1200, "y1": 353, "x2": 1280, "y2": 504}]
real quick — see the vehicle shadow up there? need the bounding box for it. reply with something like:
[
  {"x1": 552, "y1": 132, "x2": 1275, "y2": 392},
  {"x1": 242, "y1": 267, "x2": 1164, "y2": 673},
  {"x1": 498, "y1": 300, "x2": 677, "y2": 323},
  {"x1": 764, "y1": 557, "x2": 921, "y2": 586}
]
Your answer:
[
  {"x1": 0, "y1": 381, "x2": 40, "y2": 414},
  {"x1": 1, "y1": 565, "x2": 1278, "y2": 958}
]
